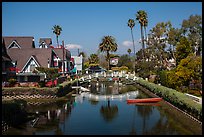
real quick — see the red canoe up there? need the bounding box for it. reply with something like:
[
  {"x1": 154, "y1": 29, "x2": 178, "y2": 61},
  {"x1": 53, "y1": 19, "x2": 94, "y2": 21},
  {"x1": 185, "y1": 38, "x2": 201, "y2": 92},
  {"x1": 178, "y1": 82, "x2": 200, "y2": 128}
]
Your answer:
[{"x1": 127, "y1": 97, "x2": 162, "y2": 104}]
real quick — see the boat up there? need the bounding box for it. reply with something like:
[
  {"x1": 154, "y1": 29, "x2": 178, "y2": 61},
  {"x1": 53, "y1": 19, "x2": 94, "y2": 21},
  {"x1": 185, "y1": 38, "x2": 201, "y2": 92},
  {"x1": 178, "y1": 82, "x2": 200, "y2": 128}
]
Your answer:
[{"x1": 127, "y1": 97, "x2": 162, "y2": 104}]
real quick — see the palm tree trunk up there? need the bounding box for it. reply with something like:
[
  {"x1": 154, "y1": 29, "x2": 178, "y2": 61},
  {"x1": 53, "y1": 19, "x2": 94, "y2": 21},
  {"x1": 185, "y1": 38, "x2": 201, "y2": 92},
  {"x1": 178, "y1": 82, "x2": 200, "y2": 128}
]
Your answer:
[
  {"x1": 131, "y1": 29, "x2": 136, "y2": 57},
  {"x1": 140, "y1": 24, "x2": 145, "y2": 59},
  {"x1": 108, "y1": 99, "x2": 110, "y2": 108},
  {"x1": 131, "y1": 28, "x2": 136, "y2": 73},
  {"x1": 57, "y1": 35, "x2": 59, "y2": 47},
  {"x1": 144, "y1": 26, "x2": 147, "y2": 49}
]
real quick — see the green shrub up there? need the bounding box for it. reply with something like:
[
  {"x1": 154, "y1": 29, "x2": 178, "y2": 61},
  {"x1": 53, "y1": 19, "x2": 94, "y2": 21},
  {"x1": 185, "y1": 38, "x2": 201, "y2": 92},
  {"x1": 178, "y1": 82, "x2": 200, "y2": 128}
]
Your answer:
[
  {"x1": 8, "y1": 78, "x2": 17, "y2": 87},
  {"x1": 38, "y1": 81, "x2": 45, "y2": 87}
]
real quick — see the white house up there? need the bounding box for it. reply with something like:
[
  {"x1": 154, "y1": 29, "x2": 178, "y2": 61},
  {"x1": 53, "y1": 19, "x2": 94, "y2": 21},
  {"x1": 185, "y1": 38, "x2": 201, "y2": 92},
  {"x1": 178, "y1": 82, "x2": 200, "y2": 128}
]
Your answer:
[{"x1": 71, "y1": 55, "x2": 83, "y2": 74}]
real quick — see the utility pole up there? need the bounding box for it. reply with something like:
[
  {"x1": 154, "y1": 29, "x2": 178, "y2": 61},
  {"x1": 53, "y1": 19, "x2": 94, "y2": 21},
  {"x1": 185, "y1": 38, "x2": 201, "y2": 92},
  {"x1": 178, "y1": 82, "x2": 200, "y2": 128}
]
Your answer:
[
  {"x1": 78, "y1": 48, "x2": 80, "y2": 56},
  {"x1": 62, "y1": 40, "x2": 65, "y2": 76}
]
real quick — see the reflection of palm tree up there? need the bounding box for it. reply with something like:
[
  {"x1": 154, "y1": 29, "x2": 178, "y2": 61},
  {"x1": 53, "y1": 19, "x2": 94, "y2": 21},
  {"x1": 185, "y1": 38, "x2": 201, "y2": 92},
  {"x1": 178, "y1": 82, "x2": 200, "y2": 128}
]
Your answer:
[
  {"x1": 129, "y1": 105, "x2": 137, "y2": 135},
  {"x1": 137, "y1": 105, "x2": 153, "y2": 134},
  {"x1": 100, "y1": 99, "x2": 118, "y2": 122}
]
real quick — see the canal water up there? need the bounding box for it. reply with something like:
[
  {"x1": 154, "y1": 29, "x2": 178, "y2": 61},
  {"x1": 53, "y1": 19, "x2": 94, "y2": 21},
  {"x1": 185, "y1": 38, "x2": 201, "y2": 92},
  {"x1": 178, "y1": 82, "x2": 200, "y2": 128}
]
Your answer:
[{"x1": 3, "y1": 81, "x2": 202, "y2": 135}]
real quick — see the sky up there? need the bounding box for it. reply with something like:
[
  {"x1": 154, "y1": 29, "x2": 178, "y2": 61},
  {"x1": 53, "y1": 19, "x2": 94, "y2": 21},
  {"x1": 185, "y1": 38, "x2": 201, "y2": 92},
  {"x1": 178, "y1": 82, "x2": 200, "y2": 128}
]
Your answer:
[{"x1": 2, "y1": 2, "x2": 202, "y2": 56}]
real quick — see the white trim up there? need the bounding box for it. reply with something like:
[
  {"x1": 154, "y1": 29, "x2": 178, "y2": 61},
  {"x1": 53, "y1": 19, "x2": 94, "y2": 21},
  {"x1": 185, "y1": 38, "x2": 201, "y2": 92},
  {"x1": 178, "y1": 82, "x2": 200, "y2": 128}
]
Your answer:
[
  {"x1": 21, "y1": 55, "x2": 40, "y2": 72},
  {"x1": 7, "y1": 40, "x2": 21, "y2": 49},
  {"x1": 52, "y1": 49, "x2": 59, "y2": 59},
  {"x1": 39, "y1": 41, "x2": 48, "y2": 48}
]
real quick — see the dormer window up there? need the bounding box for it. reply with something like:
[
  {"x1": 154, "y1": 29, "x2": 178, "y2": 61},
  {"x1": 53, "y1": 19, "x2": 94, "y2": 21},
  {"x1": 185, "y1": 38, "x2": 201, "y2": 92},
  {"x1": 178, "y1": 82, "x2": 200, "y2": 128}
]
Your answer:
[
  {"x1": 7, "y1": 40, "x2": 21, "y2": 49},
  {"x1": 39, "y1": 41, "x2": 48, "y2": 48}
]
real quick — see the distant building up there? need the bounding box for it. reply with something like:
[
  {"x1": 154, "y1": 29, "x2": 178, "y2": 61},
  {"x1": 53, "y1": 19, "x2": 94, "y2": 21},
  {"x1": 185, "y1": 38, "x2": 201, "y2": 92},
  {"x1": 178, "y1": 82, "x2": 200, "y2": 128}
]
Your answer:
[
  {"x1": 85, "y1": 65, "x2": 106, "y2": 74},
  {"x1": 71, "y1": 55, "x2": 83, "y2": 74}
]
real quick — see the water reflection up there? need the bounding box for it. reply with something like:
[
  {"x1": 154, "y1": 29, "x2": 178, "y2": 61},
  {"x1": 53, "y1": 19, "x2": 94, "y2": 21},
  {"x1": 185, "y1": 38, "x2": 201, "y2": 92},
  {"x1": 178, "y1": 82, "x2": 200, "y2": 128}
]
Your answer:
[
  {"x1": 100, "y1": 99, "x2": 118, "y2": 122},
  {"x1": 129, "y1": 106, "x2": 137, "y2": 135},
  {"x1": 11, "y1": 98, "x2": 75, "y2": 135},
  {"x1": 3, "y1": 81, "x2": 202, "y2": 135}
]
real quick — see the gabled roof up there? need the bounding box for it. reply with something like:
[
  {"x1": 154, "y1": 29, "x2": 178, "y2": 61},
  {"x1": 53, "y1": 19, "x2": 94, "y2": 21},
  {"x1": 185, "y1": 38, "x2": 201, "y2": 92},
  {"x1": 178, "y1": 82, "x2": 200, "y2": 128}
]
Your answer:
[
  {"x1": 39, "y1": 38, "x2": 52, "y2": 46},
  {"x1": 21, "y1": 55, "x2": 41, "y2": 72},
  {"x1": 2, "y1": 38, "x2": 12, "y2": 61},
  {"x1": 3, "y1": 36, "x2": 35, "y2": 49},
  {"x1": 53, "y1": 48, "x2": 71, "y2": 60},
  {"x1": 7, "y1": 48, "x2": 53, "y2": 72},
  {"x1": 7, "y1": 40, "x2": 21, "y2": 49}
]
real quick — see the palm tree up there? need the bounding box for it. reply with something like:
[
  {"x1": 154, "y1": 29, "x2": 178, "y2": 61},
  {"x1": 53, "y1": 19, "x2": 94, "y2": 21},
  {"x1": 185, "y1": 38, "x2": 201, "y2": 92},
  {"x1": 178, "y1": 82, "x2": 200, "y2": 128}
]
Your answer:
[
  {"x1": 99, "y1": 36, "x2": 118, "y2": 70},
  {"x1": 88, "y1": 54, "x2": 99, "y2": 64},
  {"x1": 136, "y1": 10, "x2": 148, "y2": 59},
  {"x1": 127, "y1": 48, "x2": 132, "y2": 56},
  {"x1": 128, "y1": 19, "x2": 136, "y2": 73},
  {"x1": 128, "y1": 19, "x2": 136, "y2": 57},
  {"x1": 52, "y1": 25, "x2": 62, "y2": 47}
]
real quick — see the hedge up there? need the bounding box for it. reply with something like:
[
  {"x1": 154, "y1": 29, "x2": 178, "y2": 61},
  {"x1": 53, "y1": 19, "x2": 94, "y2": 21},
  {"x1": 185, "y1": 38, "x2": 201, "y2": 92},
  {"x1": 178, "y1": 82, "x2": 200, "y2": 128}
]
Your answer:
[{"x1": 135, "y1": 78, "x2": 202, "y2": 121}]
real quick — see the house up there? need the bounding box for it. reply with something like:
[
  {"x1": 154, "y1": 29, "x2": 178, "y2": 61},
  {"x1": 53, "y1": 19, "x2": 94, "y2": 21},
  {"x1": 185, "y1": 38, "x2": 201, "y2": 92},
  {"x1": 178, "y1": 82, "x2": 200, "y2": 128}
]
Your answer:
[
  {"x1": 39, "y1": 38, "x2": 52, "y2": 48},
  {"x1": 85, "y1": 65, "x2": 106, "y2": 74},
  {"x1": 53, "y1": 47, "x2": 71, "y2": 74},
  {"x1": 71, "y1": 55, "x2": 83, "y2": 75},
  {"x1": 2, "y1": 36, "x2": 71, "y2": 82},
  {"x1": 2, "y1": 38, "x2": 16, "y2": 82}
]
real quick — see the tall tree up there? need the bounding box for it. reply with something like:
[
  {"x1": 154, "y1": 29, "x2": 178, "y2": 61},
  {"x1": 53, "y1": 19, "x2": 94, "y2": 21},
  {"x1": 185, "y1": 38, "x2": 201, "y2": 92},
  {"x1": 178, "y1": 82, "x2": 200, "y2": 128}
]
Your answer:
[
  {"x1": 127, "y1": 19, "x2": 136, "y2": 58},
  {"x1": 175, "y1": 37, "x2": 193, "y2": 65},
  {"x1": 52, "y1": 25, "x2": 62, "y2": 47},
  {"x1": 167, "y1": 27, "x2": 182, "y2": 62},
  {"x1": 128, "y1": 19, "x2": 136, "y2": 73},
  {"x1": 136, "y1": 10, "x2": 148, "y2": 59},
  {"x1": 181, "y1": 15, "x2": 202, "y2": 56},
  {"x1": 146, "y1": 22, "x2": 171, "y2": 70},
  {"x1": 99, "y1": 36, "x2": 118, "y2": 70}
]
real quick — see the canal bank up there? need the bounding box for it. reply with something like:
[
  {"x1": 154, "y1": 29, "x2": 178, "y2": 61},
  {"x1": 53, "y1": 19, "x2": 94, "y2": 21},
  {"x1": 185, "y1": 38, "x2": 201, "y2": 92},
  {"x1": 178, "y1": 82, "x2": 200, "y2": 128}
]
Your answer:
[
  {"x1": 2, "y1": 79, "x2": 83, "y2": 101},
  {"x1": 134, "y1": 78, "x2": 202, "y2": 124}
]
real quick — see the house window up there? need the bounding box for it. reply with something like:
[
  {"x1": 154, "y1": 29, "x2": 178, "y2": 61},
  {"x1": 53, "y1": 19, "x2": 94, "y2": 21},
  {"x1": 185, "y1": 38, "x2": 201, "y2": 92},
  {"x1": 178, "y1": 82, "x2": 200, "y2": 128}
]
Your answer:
[
  {"x1": 54, "y1": 61, "x2": 58, "y2": 67},
  {"x1": 30, "y1": 61, "x2": 36, "y2": 72},
  {"x1": 30, "y1": 64, "x2": 35, "y2": 72}
]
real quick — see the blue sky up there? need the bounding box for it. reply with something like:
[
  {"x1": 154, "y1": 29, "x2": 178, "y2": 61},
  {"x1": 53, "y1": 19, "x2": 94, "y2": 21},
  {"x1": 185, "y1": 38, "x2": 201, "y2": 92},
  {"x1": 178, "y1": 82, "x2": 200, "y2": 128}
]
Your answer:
[{"x1": 2, "y1": 2, "x2": 202, "y2": 56}]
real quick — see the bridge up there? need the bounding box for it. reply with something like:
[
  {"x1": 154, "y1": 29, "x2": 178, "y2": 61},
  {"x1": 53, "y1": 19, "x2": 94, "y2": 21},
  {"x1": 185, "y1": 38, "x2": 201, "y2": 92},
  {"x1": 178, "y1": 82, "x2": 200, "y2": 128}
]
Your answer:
[{"x1": 74, "y1": 91, "x2": 139, "y2": 103}]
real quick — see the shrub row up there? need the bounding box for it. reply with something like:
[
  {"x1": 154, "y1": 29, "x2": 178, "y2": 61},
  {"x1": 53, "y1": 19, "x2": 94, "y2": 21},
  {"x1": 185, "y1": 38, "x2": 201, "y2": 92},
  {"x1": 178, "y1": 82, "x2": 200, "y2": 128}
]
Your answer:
[
  {"x1": 135, "y1": 78, "x2": 202, "y2": 121},
  {"x1": 2, "y1": 80, "x2": 78, "y2": 98}
]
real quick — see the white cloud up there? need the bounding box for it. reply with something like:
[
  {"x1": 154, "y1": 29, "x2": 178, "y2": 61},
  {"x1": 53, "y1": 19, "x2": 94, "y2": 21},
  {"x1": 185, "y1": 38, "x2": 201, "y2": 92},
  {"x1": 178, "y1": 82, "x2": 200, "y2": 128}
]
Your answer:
[
  {"x1": 122, "y1": 41, "x2": 133, "y2": 47},
  {"x1": 65, "y1": 44, "x2": 82, "y2": 50}
]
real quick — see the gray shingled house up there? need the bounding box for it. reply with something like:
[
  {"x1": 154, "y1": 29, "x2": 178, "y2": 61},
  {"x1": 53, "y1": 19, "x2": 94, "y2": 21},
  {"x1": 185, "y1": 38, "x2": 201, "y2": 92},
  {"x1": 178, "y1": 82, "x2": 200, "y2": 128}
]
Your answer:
[{"x1": 3, "y1": 36, "x2": 71, "y2": 82}]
